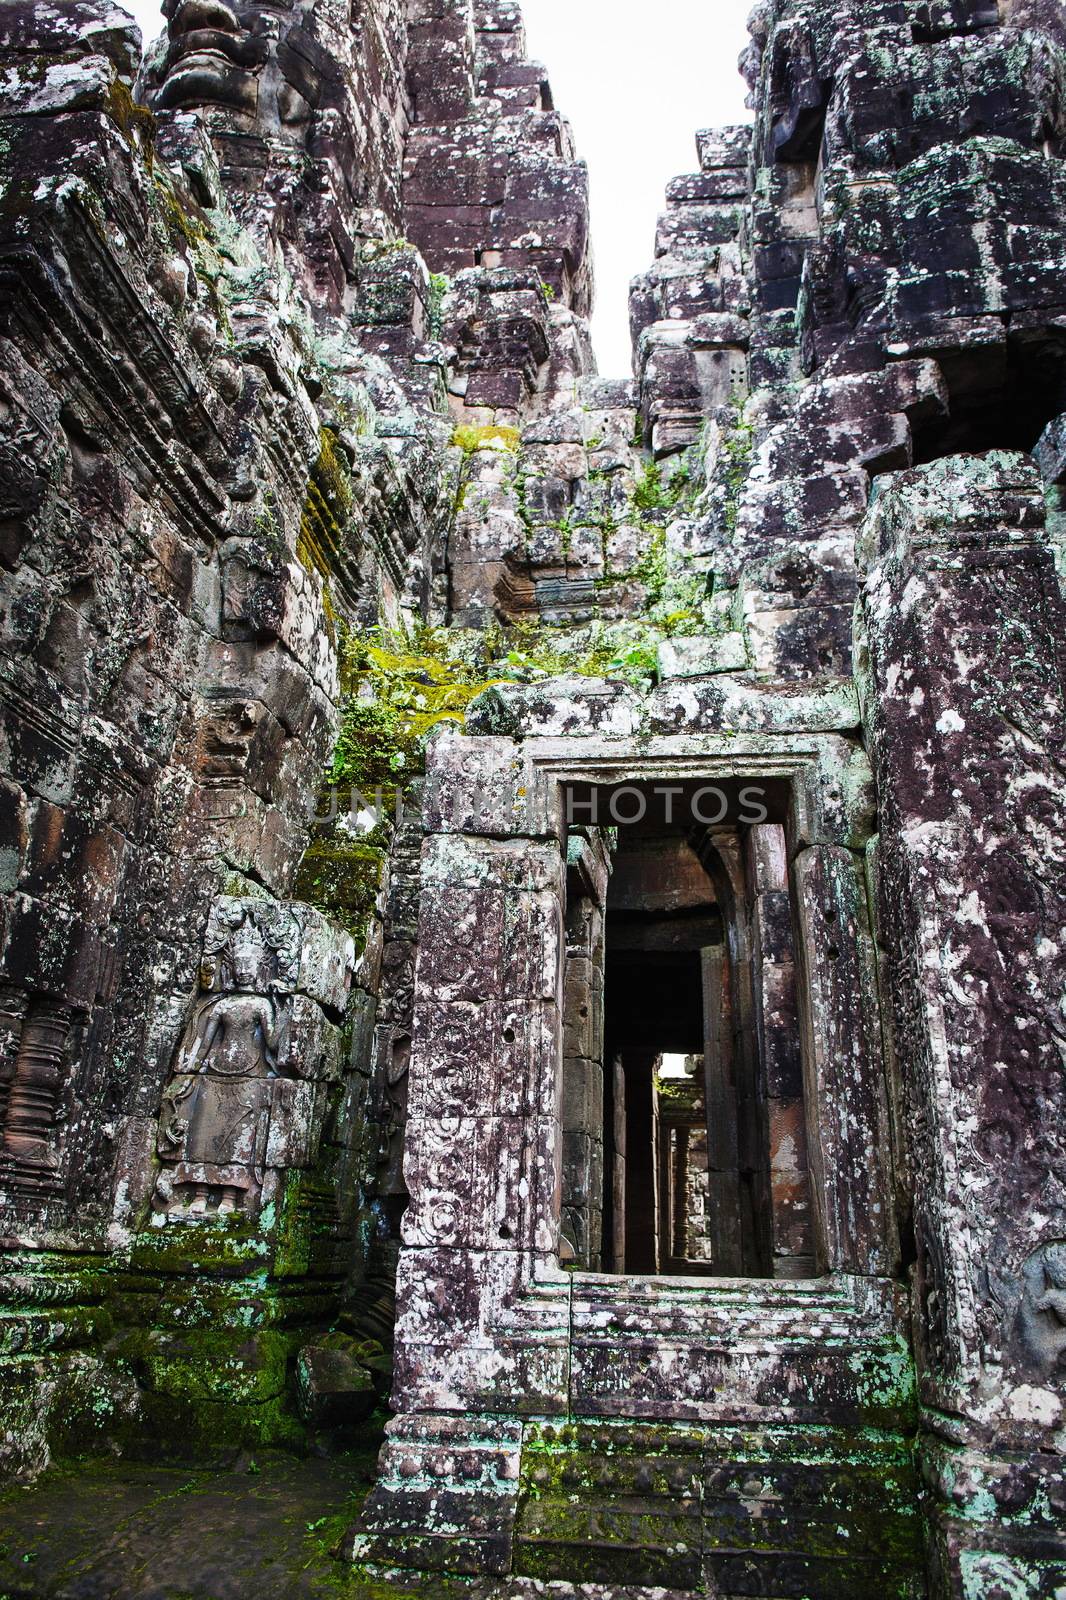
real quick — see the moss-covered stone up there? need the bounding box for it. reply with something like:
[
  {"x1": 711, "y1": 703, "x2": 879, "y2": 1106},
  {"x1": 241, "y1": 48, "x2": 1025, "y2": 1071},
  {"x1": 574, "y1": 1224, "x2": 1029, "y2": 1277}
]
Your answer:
[
  {"x1": 293, "y1": 838, "x2": 385, "y2": 946},
  {"x1": 128, "y1": 1219, "x2": 272, "y2": 1276},
  {"x1": 103, "y1": 74, "x2": 156, "y2": 153},
  {"x1": 516, "y1": 1420, "x2": 925, "y2": 1594},
  {"x1": 452, "y1": 423, "x2": 520, "y2": 455},
  {"x1": 299, "y1": 430, "x2": 355, "y2": 600}
]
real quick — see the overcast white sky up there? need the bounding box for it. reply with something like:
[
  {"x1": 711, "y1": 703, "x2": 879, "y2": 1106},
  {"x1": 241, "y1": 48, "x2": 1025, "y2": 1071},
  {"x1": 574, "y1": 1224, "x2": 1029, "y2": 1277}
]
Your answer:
[{"x1": 123, "y1": 0, "x2": 754, "y2": 375}]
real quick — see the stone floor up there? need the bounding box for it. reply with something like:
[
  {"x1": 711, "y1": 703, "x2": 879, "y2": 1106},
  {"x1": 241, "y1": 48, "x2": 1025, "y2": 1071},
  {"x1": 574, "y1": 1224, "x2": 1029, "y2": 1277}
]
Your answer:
[
  {"x1": 0, "y1": 1449, "x2": 382, "y2": 1600},
  {"x1": 0, "y1": 1451, "x2": 699, "y2": 1600}
]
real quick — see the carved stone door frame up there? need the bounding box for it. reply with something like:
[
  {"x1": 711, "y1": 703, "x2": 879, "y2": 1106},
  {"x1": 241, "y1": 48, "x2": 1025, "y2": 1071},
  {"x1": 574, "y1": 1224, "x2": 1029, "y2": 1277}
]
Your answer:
[{"x1": 355, "y1": 729, "x2": 910, "y2": 1575}]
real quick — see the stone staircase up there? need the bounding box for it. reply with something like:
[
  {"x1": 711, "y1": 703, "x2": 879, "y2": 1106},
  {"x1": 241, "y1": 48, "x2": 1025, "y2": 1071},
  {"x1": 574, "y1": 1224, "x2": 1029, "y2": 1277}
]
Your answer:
[{"x1": 512, "y1": 1420, "x2": 925, "y2": 1597}]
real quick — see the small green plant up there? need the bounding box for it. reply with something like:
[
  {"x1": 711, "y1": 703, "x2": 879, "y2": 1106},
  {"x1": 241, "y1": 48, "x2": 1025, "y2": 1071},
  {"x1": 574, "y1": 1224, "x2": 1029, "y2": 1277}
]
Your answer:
[
  {"x1": 629, "y1": 458, "x2": 695, "y2": 515},
  {"x1": 427, "y1": 272, "x2": 449, "y2": 339},
  {"x1": 630, "y1": 523, "x2": 669, "y2": 601},
  {"x1": 721, "y1": 399, "x2": 755, "y2": 534},
  {"x1": 601, "y1": 641, "x2": 659, "y2": 685},
  {"x1": 361, "y1": 234, "x2": 412, "y2": 259}
]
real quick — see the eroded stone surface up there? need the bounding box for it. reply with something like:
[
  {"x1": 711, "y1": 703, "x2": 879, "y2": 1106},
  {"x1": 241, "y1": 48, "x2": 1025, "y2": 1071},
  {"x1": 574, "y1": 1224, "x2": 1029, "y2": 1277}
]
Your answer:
[{"x1": 0, "y1": 0, "x2": 1064, "y2": 1596}]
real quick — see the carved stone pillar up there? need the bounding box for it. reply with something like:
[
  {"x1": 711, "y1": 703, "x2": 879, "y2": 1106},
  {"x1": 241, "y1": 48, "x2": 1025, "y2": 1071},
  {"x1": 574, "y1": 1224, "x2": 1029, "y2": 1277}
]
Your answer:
[
  {"x1": 351, "y1": 732, "x2": 568, "y2": 1575},
  {"x1": 747, "y1": 824, "x2": 816, "y2": 1278},
  {"x1": 608, "y1": 1052, "x2": 626, "y2": 1272},
  {"x1": 793, "y1": 843, "x2": 897, "y2": 1278},
  {"x1": 622, "y1": 1048, "x2": 661, "y2": 1274},
  {"x1": 701, "y1": 944, "x2": 744, "y2": 1273},
  {"x1": 560, "y1": 829, "x2": 610, "y2": 1270},
  {"x1": 0, "y1": 1000, "x2": 71, "y2": 1185},
  {"x1": 859, "y1": 454, "x2": 1066, "y2": 1592}
]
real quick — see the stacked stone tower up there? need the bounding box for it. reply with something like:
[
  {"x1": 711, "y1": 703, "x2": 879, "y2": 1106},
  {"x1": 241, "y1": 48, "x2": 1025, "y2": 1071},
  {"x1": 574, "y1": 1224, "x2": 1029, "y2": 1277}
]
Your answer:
[{"x1": 0, "y1": 1, "x2": 1063, "y2": 1596}]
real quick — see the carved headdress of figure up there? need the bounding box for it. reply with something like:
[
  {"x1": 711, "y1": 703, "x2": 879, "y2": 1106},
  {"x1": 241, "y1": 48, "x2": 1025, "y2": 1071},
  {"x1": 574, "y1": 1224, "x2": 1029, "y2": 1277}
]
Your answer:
[
  {"x1": 201, "y1": 899, "x2": 300, "y2": 994},
  {"x1": 1012, "y1": 1240, "x2": 1066, "y2": 1381}
]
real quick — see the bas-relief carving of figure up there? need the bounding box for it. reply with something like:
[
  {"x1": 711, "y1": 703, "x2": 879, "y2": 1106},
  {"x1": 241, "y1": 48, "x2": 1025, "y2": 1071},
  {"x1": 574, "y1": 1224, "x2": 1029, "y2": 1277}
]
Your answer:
[
  {"x1": 141, "y1": 0, "x2": 404, "y2": 306},
  {"x1": 155, "y1": 902, "x2": 300, "y2": 1218},
  {"x1": 916, "y1": 1219, "x2": 950, "y2": 1370},
  {"x1": 1012, "y1": 1240, "x2": 1066, "y2": 1381}
]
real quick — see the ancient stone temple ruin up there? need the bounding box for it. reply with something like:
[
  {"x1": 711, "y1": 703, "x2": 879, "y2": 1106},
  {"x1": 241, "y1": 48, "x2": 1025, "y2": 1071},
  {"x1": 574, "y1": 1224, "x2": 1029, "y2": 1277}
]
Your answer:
[{"x1": 0, "y1": 0, "x2": 1064, "y2": 1594}]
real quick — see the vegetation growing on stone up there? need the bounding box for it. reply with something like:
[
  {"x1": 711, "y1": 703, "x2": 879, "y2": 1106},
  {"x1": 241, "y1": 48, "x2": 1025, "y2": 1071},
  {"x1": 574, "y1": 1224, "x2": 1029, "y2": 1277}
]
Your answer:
[
  {"x1": 103, "y1": 76, "x2": 157, "y2": 153},
  {"x1": 332, "y1": 627, "x2": 502, "y2": 778},
  {"x1": 628, "y1": 456, "x2": 695, "y2": 515},
  {"x1": 720, "y1": 399, "x2": 756, "y2": 534},
  {"x1": 452, "y1": 423, "x2": 521, "y2": 455},
  {"x1": 299, "y1": 429, "x2": 355, "y2": 588},
  {"x1": 427, "y1": 271, "x2": 449, "y2": 339}
]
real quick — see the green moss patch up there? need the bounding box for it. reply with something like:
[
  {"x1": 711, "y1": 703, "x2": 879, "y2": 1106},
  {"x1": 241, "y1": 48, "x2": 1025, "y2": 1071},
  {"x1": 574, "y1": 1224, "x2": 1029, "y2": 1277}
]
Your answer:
[
  {"x1": 452, "y1": 424, "x2": 521, "y2": 455},
  {"x1": 299, "y1": 430, "x2": 355, "y2": 606},
  {"x1": 293, "y1": 836, "x2": 386, "y2": 945}
]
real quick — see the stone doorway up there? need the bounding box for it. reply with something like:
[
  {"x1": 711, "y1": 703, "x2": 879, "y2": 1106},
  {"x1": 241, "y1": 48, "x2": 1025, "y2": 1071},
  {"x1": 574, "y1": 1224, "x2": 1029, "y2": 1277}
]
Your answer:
[
  {"x1": 603, "y1": 824, "x2": 720, "y2": 1278},
  {"x1": 564, "y1": 798, "x2": 817, "y2": 1281},
  {"x1": 355, "y1": 732, "x2": 919, "y2": 1591}
]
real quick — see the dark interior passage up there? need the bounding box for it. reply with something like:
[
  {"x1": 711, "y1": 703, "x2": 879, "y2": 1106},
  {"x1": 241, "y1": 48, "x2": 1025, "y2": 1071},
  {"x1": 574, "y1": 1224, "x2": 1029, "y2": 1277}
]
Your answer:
[
  {"x1": 604, "y1": 823, "x2": 768, "y2": 1277},
  {"x1": 570, "y1": 806, "x2": 817, "y2": 1281}
]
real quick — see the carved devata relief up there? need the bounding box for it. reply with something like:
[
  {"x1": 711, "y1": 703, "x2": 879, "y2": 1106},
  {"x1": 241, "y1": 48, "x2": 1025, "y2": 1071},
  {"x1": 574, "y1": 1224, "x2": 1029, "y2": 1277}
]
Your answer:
[
  {"x1": 153, "y1": 899, "x2": 335, "y2": 1221},
  {"x1": 1011, "y1": 1240, "x2": 1066, "y2": 1382}
]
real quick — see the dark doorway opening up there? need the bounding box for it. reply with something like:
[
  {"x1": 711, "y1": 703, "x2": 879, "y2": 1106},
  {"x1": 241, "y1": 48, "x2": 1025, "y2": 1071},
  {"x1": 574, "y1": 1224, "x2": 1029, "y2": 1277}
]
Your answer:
[
  {"x1": 586, "y1": 803, "x2": 817, "y2": 1280},
  {"x1": 912, "y1": 330, "x2": 1066, "y2": 463}
]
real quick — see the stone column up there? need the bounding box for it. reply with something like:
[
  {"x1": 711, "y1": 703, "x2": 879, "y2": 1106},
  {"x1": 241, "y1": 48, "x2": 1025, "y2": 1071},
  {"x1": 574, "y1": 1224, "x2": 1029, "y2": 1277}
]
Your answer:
[
  {"x1": 793, "y1": 841, "x2": 898, "y2": 1278},
  {"x1": 671, "y1": 1124, "x2": 690, "y2": 1262},
  {"x1": 701, "y1": 945, "x2": 744, "y2": 1274},
  {"x1": 747, "y1": 824, "x2": 816, "y2": 1278},
  {"x1": 622, "y1": 1049, "x2": 661, "y2": 1275},
  {"x1": 0, "y1": 1000, "x2": 71, "y2": 1184},
  {"x1": 859, "y1": 454, "x2": 1066, "y2": 1594},
  {"x1": 608, "y1": 1052, "x2": 627, "y2": 1272},
  {"x1": 350, "y1": 733, "x2": 570, "y2": 1575},
  {"x1": 560, "y1": 830, "x2": 610, "y2": 1270},
  {"x1": 696, "y1": 827, "x2": 769, "y2": 1277}
]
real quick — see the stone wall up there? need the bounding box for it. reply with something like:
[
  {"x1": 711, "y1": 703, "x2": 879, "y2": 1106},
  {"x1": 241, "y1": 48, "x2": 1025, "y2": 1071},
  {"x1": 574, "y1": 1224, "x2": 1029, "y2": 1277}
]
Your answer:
[
  {"x1": 0, "y1": 0, "x2": 452, "y2": 1473},
  {"x1": 0, "y1": 0, "x2": 1064, "y2": 1596}
]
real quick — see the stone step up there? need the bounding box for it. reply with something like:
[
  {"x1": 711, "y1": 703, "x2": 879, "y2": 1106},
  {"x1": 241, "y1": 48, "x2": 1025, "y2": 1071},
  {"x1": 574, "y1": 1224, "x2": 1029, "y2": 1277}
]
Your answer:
[
  {"x1": 478, "y1": 1584, "x2": 702, "y2": 1599},
  {"x1": 513, "y1": 1422, "x2": 923, "y2": 1597}
]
